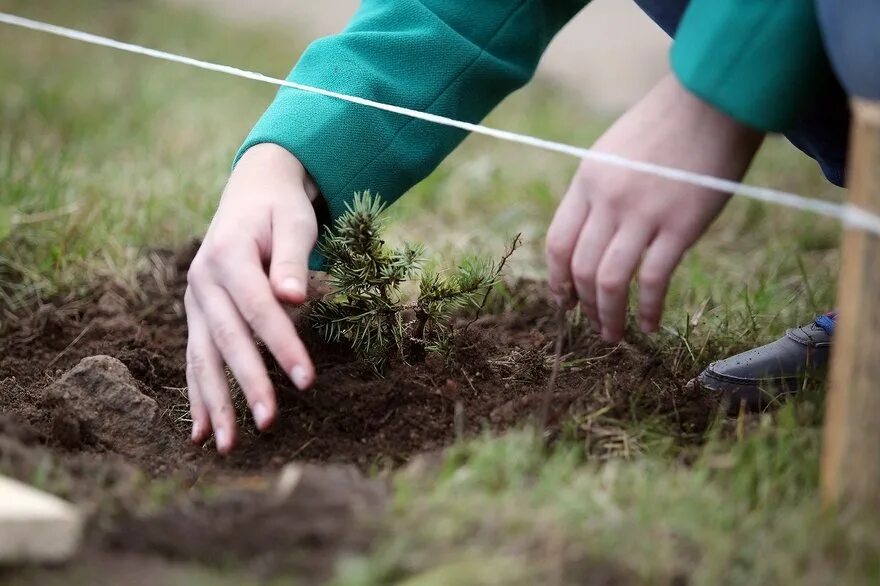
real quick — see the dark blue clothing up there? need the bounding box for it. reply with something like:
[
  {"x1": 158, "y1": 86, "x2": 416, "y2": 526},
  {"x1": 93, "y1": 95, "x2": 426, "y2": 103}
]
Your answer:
[
  {"x1": 634, "y1": 0, "x2": 864, "y2": 188},
  {"x1": 817, "y1": 0, "x2": 880, "y2": 101}
]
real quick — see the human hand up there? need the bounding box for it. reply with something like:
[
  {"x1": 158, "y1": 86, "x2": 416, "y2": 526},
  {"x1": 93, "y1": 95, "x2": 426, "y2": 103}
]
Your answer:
[
  {"x1": 185, "y1": 143, "x2": 319, "y2": 453},
  {"x1": 546, "y1": 74, "x2": 764, "y2": 342}
]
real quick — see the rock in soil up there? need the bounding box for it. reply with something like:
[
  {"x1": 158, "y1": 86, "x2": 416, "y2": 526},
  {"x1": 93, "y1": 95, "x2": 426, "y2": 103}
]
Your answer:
[{"x1": 42, "y1": 356, "x2": 160, "y2": 456}]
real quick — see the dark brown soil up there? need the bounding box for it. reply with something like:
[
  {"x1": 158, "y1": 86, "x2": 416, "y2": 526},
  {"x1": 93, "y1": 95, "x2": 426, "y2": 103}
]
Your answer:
[{"x1": 0, "y1": 244, "x2": 716, "y2": 584}]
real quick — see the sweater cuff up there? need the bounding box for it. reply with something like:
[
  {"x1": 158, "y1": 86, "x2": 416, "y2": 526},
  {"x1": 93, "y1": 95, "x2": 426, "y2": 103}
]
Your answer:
[{"x1": 671, "y1": 0, "x2": 830, "y2": 132}]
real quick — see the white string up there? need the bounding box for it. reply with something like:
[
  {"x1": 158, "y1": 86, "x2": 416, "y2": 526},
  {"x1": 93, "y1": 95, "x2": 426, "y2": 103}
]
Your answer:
[{"x1": 3, "y1": 11, "x2": 879, "y2": 235}]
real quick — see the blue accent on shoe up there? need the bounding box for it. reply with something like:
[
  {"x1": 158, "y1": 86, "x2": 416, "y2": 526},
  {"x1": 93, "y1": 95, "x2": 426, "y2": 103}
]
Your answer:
[{"x1": 815, "y1": 313, "x2": 837, "y2": 336}]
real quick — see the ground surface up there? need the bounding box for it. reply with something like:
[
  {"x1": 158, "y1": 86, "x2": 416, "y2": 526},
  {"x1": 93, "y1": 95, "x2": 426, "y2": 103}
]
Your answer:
[
  {"x1": 1, "y1": 247, "x2": 709, "y2": 584},
  {"x1": 2, "y1": 1, "x2": 879, "y2": 584}
]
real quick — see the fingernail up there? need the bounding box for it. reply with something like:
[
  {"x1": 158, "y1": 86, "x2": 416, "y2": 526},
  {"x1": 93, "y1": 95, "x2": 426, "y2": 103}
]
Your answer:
[
  {"x1": 191, "y1": 420, "x2": 202, "y2": 442},
  {"x1": 253, "y1": 402, "x2": 272, "y2": 430},
  {"x1": 640, "y1": 320, "x2": 654, "y2": 334},
  {"x1": 291, "y1": 365, "x2": 310, "y2": 390},
  {"x1": 280, "y1": 277, "x2": 304, "y2": 298},
  {"x1": 215, "y1": 427, "x2": 229, "y2": 452}
]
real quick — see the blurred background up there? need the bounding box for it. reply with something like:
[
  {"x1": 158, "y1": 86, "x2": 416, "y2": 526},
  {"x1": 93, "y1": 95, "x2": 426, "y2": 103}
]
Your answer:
[{"x1": 168, "y1": 0, "x2": 672, "y2": 113}]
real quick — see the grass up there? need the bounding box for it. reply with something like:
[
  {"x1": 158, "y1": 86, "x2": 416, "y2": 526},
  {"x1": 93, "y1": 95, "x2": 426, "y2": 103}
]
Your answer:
[
  {"x1": 0, "y1": 0, "x2": 299, "y2": 309},
  {"x1": 1, "y1": 1, "x2": 874, "y2": 584},
  {"x1": 336, "y1": 411, "x2": 880, "y2": 585}
]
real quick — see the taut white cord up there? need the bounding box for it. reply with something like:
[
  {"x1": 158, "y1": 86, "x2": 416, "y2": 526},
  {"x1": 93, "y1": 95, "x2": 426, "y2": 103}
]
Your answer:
[{"x1": 2, "y1": 11, "x2": 878, "y2": 235}]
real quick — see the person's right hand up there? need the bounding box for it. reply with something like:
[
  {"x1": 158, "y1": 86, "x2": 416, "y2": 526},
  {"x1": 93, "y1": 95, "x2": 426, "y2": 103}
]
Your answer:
[{"x1": 185, "y1": 143, "x2": 319, "y2": 454}]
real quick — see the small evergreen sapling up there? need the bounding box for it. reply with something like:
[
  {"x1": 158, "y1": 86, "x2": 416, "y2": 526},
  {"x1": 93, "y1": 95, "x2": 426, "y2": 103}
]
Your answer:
[{"x1": 310, "y1": 191, "x2": 517, "y2": 372}]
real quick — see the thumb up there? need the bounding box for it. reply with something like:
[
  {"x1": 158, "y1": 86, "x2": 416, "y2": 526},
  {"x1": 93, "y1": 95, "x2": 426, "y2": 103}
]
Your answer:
[{"x1": 269, "y1": 196, "x2": 318, "y2": 304}]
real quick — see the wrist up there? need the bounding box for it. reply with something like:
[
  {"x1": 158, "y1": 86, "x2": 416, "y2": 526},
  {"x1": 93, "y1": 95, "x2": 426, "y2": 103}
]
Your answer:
[
  {"x1": 668, "y1": 74, "x2": 765, "y2": 154},
  {"x1": 236, "y1": 143, "x2": 320, "y2": 203}
]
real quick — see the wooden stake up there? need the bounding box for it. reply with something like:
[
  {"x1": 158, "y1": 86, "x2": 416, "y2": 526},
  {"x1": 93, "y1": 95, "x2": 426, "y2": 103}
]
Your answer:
[{"x1": 821, "y1": 99, "x2": 880, "y2": 510}]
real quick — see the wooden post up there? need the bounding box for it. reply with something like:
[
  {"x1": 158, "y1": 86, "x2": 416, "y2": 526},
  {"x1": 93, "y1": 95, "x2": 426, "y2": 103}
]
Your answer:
[{"x1": 821, "y1": 99, "x2": 880, "y2": 510}]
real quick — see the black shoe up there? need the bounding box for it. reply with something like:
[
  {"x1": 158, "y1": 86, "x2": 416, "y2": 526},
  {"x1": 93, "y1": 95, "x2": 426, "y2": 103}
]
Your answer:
[{"x1": 696, "y1": 313, "x2": 835, "y2": 415}]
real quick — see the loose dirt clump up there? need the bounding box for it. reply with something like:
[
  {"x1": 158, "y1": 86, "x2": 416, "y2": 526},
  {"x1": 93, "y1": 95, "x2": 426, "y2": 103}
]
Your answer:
[
  {"x1": 43, "y1": 355, "x2": 161, "y2": 457},
  {"x1": 111, "y1": 463, "x2": 385, "y2": 580},
  {"x1": 0, "y1": 243, "x2": 716, "y2": 582}
]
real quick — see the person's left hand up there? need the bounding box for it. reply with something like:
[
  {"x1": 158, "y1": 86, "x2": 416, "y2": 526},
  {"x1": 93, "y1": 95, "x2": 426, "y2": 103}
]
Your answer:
[{"x1": 545, "y1": 74, "x2": 764, "y2": 342}]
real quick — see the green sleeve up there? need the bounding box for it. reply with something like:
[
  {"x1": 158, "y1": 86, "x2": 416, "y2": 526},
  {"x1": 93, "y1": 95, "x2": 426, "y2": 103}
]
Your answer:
[
  {"x1": 671, "y1": 0, "x2": 834, "y2": 132},
  {"x1": 236, "y1": 0, "x2": 585, "y2": 239}
]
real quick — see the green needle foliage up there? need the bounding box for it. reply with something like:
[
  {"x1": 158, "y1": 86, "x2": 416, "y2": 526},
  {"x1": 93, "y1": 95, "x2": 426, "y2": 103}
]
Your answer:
[{"x1": 311, "y1": 191, "x2": 515, "y2": 372}]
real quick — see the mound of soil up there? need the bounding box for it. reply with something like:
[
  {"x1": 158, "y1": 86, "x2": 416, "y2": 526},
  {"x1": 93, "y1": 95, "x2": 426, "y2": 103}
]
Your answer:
[
  {"x1": 0, "y1": 244, "x2": 715, "y2": 583},
  {"x1": 111, "y1": 463, "x2": 385, "y2": 577}
]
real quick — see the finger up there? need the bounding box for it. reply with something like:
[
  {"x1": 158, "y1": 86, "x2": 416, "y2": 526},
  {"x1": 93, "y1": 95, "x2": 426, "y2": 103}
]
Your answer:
[
  {"x1": 546, "y1": 183, "x2": 591, "y2": 307},
  {"x1": 269, "y1": 196, "x2": 318, "y2": 304},
  {"x1": 184, "y1": 295, "x2": 211, "y2": 444},
  {"x1": 217, "y1": 255, "x2": 315, "y2": 392},
  {"x1": 186, "y1": 379, "x2": 210, "y2": 444},
  {"x1": 190, "y1": 280, "x2": 280, "y2": 432},
  {"x1": 638, "y1": 233, "x2": 687, "y2": 334},
  {"x1": 570, "y1": 211, "x2": 616, "y2": 329},
  {"x1": 184, "y1": 290, "x2": 238, "y2": 453},
  {"x1": 595, "y1": 223, "x2": 655, "y2": 342}
]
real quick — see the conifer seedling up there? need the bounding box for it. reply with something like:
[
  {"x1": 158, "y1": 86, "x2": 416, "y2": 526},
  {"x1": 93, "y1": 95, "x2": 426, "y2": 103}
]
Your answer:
[{"x1": 310, "y1": 191, "x2": 518, "y2": 372}]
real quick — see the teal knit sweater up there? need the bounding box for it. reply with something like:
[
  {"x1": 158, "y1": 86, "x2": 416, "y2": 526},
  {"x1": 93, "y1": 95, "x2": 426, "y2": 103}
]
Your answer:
[{"x1": 236, "y1": 0, "x2": 830, "y2": 268}]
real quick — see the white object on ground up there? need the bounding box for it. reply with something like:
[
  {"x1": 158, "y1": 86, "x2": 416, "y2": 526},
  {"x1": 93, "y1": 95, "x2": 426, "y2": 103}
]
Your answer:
[{"x1": 0, "y1": 475, "x2": 84, "y2": 564}]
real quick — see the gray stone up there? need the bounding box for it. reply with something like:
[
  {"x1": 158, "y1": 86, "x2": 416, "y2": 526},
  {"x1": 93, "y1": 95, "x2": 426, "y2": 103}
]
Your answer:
[{"x1": 44, "y1": 356, "x2": 159, "y2": 455}]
